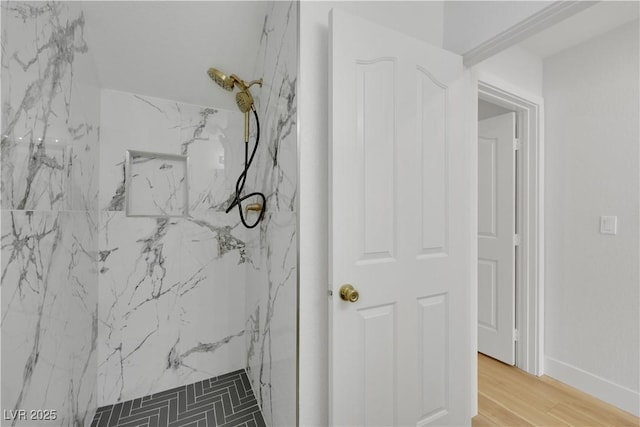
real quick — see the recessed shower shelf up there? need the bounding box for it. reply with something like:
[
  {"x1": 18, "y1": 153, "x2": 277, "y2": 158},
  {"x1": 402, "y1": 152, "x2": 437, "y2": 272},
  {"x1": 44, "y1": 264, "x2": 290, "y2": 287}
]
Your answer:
[{"x1": 125, "y1": 150, "x2": 189, "y2": 218}]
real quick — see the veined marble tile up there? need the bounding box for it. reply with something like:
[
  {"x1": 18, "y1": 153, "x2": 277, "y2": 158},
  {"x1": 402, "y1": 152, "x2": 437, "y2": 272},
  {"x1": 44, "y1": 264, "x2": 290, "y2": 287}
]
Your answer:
[
  {"x1": 97, "y1": 89, "x2": 253, "y2": 405},
  {"x1": 99, "y1": 90, "x2": 244, "y2": 214},
  {"x1": 3, "y1": 2, "x2": 298, "y2": 424},
  {"x1": 1, "y1": 1, "x2": 100, "y2": 212},
  {"x1": 97, "y1": 211, "x2": 248, "y2": 405},
  {"x1": 251, "y1": 1, "x2": 298, "y2": 215},
  {"x1": 245, "y1": 2, "x2": 298, "y2": 427},
  {"x1": 245, "y1": 212, "x2": 297, "y2": 427},
  {"x1": 1, "y1": 2, "x2": 100, "y2": 426},
  {"x1": 126, "y1": 151, "x2": 189, "y2": 217},
  {"x1": 1, "y1": 210, "x2": 98, "y2": 427}
]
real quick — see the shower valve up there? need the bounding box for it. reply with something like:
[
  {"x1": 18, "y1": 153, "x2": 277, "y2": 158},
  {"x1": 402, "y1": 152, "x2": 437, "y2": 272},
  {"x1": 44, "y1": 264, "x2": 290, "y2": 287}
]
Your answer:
[{"x1": 245, "y1": 203, "x2": 263, "y2": 214}]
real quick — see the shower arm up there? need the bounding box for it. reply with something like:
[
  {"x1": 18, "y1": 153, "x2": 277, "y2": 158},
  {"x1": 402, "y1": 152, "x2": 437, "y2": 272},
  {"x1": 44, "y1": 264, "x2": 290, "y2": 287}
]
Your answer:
[
  {"x1": 241, "y1": 79, "x2": 263, "y2": 90},
  {"x1": 228, "y1": 73, "x2": 263, "y2": 91}
]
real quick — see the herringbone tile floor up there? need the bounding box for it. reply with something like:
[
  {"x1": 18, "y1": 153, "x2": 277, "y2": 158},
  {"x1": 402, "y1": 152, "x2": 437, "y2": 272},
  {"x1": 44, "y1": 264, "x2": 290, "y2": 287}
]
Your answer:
[{"x1": 91, "y1": 369, "x2": 265, "y2": 427}]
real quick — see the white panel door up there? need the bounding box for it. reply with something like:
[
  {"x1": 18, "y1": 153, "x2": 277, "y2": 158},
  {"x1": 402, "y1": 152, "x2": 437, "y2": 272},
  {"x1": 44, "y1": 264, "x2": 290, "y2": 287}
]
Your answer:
[
  {"x1": 478, "y1": 112, "x2": 516, "y2": 365},
  {"x1": 329, "y1": 9, "x2": 472, "y2": 426}
]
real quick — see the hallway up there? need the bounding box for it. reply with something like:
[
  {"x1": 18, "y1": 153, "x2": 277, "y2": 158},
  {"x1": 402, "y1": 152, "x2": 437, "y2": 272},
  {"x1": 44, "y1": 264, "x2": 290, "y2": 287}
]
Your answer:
[{"x1": 473, "y1": 354, "x2": 640, "y2": 426}]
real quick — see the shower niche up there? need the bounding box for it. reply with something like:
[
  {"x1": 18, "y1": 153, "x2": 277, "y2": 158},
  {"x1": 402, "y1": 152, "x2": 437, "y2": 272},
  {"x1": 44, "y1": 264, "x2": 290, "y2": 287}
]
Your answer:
[
  {"x1": 125, "y1": 150, "x2": 189, "y2": 218},
  {"x1": 0, "y1": 2, "x2": 298, "y2": 427}
]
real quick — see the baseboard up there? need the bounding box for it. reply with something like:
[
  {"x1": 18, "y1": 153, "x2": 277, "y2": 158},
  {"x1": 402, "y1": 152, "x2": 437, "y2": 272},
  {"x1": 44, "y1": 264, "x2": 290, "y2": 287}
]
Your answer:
[{"x1": 544, "y1": 356, "x2": 640, "y2": 417}]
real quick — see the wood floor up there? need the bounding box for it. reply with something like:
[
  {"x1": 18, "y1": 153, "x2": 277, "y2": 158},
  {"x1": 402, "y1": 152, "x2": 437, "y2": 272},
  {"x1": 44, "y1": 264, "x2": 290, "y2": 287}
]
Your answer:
[{"x1": 473, "y1": 353, "x2": 640, "y2": 426}]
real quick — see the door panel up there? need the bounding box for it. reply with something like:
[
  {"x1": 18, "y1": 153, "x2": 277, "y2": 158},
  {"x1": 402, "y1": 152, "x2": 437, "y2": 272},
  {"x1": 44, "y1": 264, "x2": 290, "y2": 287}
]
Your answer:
[
  {"x1": 359, "y1": 304, "x2": 396, "y2": 426},
  {"x1": 418, "y1": 69, "x2": 448, "y2": 256},
  {"x1": 478, "y1": 137, "x2": 498, "y2": 237},
  {"x1": 478, "y1": 259, "x2": 498, "y2": 330},
  {"x1": 357, "y1": 59, "x2": 396, "y2": 262},
  {"x1": 477, "y1": 112, "x2": 517, "y2": 365},
  {"x1": 418, "y1": 294, "x2": 448, "y2": 423},
  {"x1": 330, "y1": 9, "x2": 472, "y2": 426}
]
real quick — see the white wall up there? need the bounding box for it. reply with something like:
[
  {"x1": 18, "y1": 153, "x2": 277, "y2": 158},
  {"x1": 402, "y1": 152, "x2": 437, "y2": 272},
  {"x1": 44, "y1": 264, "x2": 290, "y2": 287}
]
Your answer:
[
  {"x1": 474, "y1": 45, "x2": 543, "y2": 97},
  {"x1": 444, "y1": 1, "x2": 553, "y2": 55},
  {"x1": 298, "y1": 2, "x2": 444, "y2": 425},
  {"x1": 543, "y1": 20, "x2": 640, "y2": 416},
  {"x1": 301, "y1": 3, "x2": 639, "y2": 423}
]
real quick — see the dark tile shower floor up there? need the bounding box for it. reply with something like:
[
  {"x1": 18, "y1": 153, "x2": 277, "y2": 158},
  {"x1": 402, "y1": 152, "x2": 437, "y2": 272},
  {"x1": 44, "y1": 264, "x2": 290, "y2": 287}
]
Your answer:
[{"x1": 91, "y1": 369, "x2": 266, "y2": 427}]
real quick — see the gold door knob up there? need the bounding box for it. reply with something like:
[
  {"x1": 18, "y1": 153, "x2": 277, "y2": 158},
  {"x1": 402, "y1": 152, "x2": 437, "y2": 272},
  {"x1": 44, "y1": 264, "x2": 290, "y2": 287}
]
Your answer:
[{"x1": 339, "y1": 284, "x2": 359, "y2": 303}]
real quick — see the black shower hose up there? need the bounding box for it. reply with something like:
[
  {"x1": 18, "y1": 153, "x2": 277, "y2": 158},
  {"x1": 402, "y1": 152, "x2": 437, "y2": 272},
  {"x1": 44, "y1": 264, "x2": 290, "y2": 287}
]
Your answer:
[{"x1": 225, "y1": 108, "x2": 266, "y2": 229}]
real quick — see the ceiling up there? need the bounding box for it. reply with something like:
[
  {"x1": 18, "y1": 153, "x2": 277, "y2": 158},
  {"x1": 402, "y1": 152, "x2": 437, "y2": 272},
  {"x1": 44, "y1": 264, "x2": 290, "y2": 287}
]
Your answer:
[
  {"x1": 82, "y1": 1, "x2": 639, "y2": 110},
  {"x1": 520, "y1": 1, "x2": 640, "y2": 58},
  {"x1": 82, "y1": 1, "x2": 267, "y2": 111}
]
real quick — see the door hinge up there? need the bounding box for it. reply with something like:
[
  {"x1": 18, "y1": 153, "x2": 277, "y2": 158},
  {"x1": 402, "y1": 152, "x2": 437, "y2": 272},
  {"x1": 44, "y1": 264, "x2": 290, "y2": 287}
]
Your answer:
[
  {"x1": 514, "y1": 138, "x2": 522, "y2": 150},
  {"x1": 514, "y1": 329, "x2": 520, "y2": 342},
  {"x1": 514, "y1": 234, "x2": 521, "y2": 246}
]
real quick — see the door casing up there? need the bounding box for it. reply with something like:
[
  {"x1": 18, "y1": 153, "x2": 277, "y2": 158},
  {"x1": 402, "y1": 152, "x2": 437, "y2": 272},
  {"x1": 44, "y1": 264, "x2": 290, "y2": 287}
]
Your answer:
[{"x1": 470, "y1": 71, "x2": 545, "y2": 415}]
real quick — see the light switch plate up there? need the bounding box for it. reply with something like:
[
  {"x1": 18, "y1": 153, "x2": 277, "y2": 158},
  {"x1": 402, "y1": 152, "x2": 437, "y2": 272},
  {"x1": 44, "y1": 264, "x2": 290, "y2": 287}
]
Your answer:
[{"x1": 600, "y1": 216, "x2": 617, "y2": 235}]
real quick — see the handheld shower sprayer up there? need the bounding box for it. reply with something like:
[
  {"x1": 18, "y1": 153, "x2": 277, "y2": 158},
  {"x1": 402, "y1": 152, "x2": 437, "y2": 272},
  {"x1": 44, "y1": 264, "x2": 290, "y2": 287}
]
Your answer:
[
  {"x1": 207, "y1": 67, "x2": 262, "y2": 111},
  {"x1": 207, "y1": 67, "x2": 265, "y2": 229}
]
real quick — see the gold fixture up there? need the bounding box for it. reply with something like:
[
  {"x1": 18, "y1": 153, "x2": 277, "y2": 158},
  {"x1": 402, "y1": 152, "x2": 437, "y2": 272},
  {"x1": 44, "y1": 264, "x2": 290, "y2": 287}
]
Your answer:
[
  {"x1": 208, "y1": 67, "x2": 266, "y2": 229},
  {"x1": 207, "y1": 68, "x2": 262, "y2": 142},
  {"x1": 339, "y1": 284, "x2": 359, "y2": 303},
  {"x1": 245, "y1": 203, "x2": 263, "y2": 215},
  {"x1": 207, "y1": 67, "x2": 262, "y2": 112},
  {"x1": 207, "y1": 68, "x2": 235, "y2": 91}
]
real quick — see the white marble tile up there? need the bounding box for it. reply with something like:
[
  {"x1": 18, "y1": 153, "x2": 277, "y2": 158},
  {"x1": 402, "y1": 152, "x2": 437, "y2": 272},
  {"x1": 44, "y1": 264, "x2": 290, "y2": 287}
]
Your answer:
[
  {"x1": 1, "y1": 1, "x2": 100, "y2": 212},
  {"x1": 99, "y1": 90, "x2": 245, "y2": 214},
  {"x1": 1, "y1": 2, "x2": 100, "y2": 425},
  {"x1": 245, "y1": 2, "x2": 298, "y2": 426},
  {"x1": 3, "y1": 2, "x2": 299, "y2": 423},
  {"x1": 251, "y1": 1, "x2": 298, "y2": 215},
  {"x1": 1, "y1": 210, "x2": 98, "y2": 427},
  {"x1": 97, "y1": 209, "x2": 249, "y2": 405},
  {"x1": 245, "y1": 212, "x2": 297, "y2": 427},
  {"x1": 126, "y1": 151, "x2": 188, "y2": 217},
  {"x1": 96, "y1": 90, "x2": 254, "y2": 405}
]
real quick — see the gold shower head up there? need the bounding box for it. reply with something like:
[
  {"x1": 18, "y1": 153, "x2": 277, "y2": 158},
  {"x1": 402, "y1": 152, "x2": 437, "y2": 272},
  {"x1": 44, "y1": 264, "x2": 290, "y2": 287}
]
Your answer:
[
  {"x1": 235, "y1": 91, "x2": 255, "y2": 113},
  {"x1": 207, "y1": 67, "x2": 235, "y2": 92},
  {"x1": 207, "y1": 67, "x2": 263, "y2": 114}
]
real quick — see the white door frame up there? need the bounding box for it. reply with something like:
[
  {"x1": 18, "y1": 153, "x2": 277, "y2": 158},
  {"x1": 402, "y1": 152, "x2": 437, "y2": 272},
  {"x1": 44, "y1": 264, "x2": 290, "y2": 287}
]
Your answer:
[{"x1": 470, "y1": 71, "x2": 545, "y2": 414}]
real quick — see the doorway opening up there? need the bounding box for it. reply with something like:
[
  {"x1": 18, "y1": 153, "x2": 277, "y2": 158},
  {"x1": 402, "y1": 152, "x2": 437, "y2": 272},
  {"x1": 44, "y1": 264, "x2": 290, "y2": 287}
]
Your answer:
[
  {"x1": 477, "y1": 99, "x2": 519, "y2": 367},
  {"x1": 472, "y1": 74, "x2": 545, "y2": 419},
  {"x1": 475, "y1": 76, "x2": 544, "y2": 377}
]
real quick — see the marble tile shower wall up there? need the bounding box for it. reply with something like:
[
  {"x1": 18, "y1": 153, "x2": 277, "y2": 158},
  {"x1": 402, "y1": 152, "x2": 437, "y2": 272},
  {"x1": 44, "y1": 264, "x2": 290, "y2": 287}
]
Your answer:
[
  {"x1": 97, "y1": 90, "x2": 249, "y2": 405},
  {"x1": 245, "y1": 2, "x2": 298, "y2": 427},
  {"x1": 1, "y1": 2, "x2": 100, "y2": 426},
  {"x1": 2, "y1": 1, "x2": 298, "y2": 426}
]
